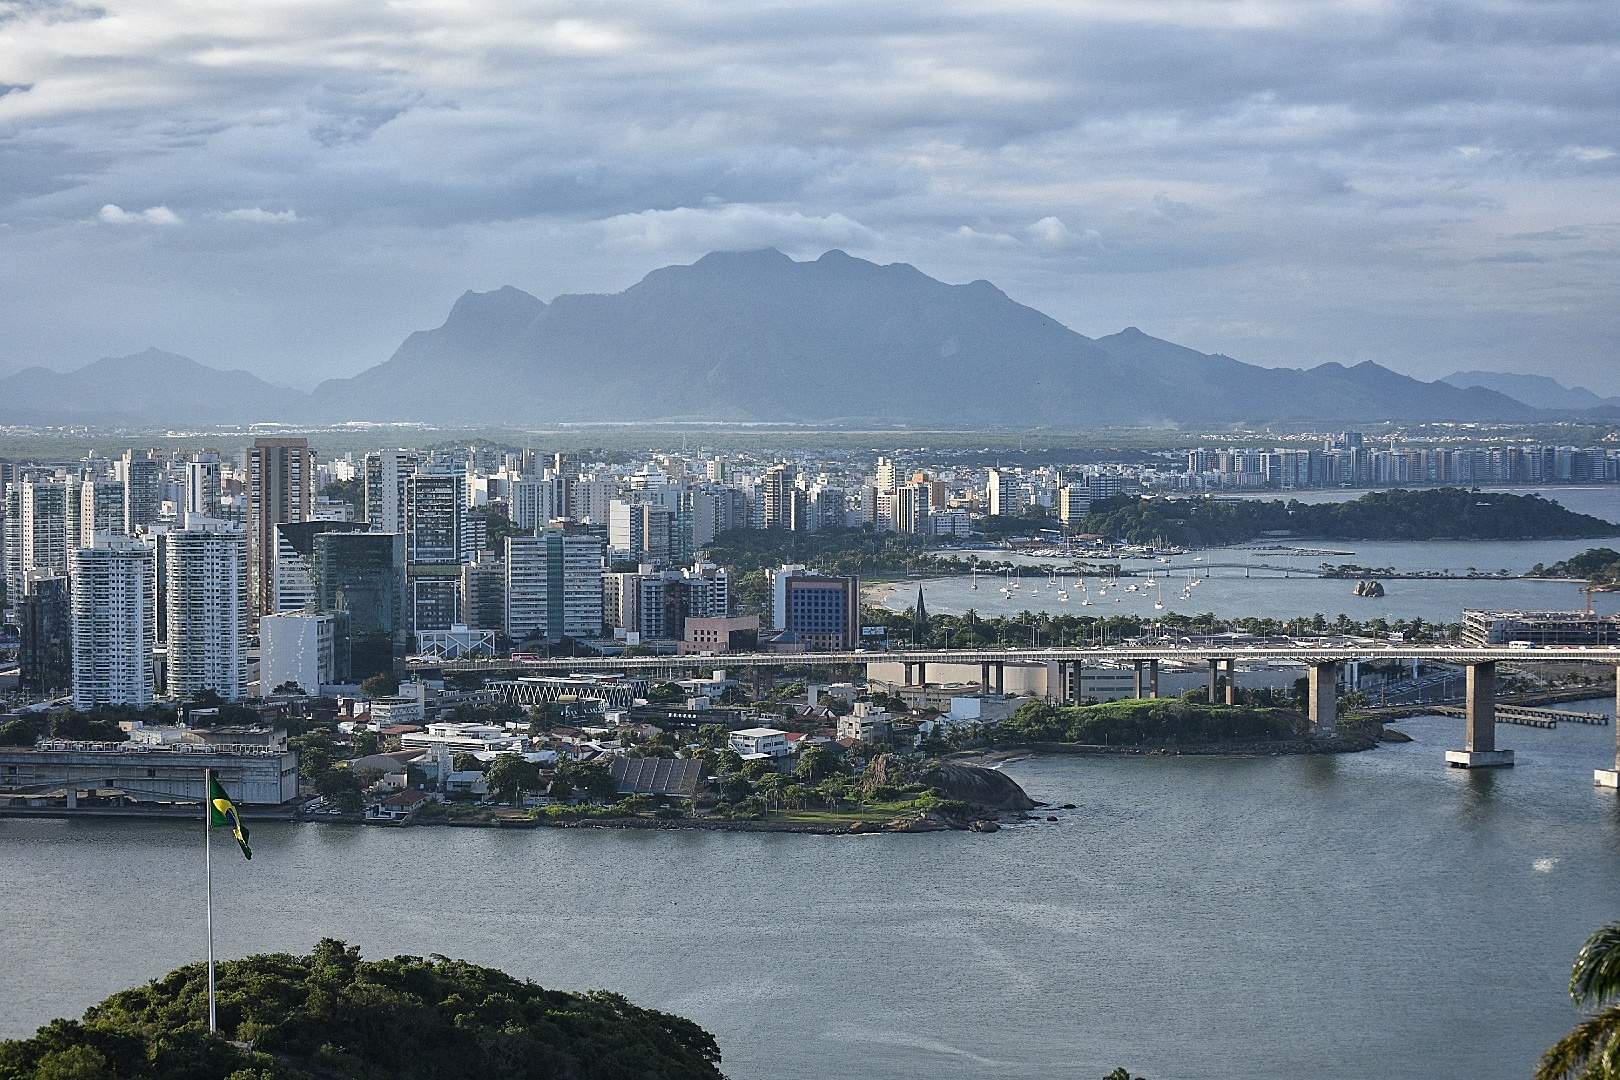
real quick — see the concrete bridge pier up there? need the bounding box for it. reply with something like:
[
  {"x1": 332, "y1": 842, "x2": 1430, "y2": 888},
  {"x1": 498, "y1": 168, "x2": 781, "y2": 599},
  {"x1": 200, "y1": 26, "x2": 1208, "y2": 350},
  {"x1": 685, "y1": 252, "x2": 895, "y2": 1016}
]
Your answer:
[
  {"x1": 1148, "y1": 658, "x2": 1159, "y2": 698},
  {"x1": 1054, "y1": 661, "x2": 1071, "y2": 704},
  {"x1": 1224, "y1": 658, "x2": 1237, "y2": 706},
  {"x1": 1207, "y1": 659, "x2": 1221, "y2": 704},
  {"x1": 1447, "y1": 661, "x2": 1514, "y2": 769},
  {"x1": 1307, "y1": 662, "x2": 1338, "y2": 734},
  {"x1": 1132, "y1": 660, "x2": 1146, "y2": 699},
  {"x1": 994, "y1": 662, "x2": 1005, "y2": 696},
  {"x1": 1598, "y1": 665, "x2": 1620, "y2": 789}
]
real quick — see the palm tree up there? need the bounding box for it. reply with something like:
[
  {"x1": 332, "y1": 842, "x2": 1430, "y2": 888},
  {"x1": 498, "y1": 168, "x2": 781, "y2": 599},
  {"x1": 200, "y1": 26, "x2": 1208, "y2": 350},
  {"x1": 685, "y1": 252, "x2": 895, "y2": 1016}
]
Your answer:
[{"x1": 1537, "y1": 923, "x2": 1620, "y2": 1080}]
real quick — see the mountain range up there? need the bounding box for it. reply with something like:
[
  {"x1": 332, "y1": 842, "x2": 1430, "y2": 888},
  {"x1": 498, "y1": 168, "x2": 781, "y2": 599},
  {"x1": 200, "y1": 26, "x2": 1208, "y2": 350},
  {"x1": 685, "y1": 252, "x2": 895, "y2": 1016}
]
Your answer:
[
  {"x1": 0, "y1": 249, "x2": 1599, "y2": 427},
  {"x1": 1439, "y1": 370, "x2": 1620, "y2": 412}
]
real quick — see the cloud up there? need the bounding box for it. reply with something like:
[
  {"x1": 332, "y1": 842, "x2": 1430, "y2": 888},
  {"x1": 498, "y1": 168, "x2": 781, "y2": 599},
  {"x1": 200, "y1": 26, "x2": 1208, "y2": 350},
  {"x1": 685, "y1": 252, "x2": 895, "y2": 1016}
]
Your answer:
[
  {"x1": 596, "y1": 205, "x2": 878, "y2": 253},
  {"x1": 1560, "y1": 146, "x2": 1617, "y2": 163},
  {"x1": 97, "y1": 204, "x2": 180, "y2": 226},
  {"x1": 1028, "y1": 216, "x2": 1070, "y2": 248},
  {"x1": 213, "y1": 207, "x2": 300, "y2": 223},
  {"x1": 0, "y1": 0, "x2": 1617, "y2": 391}
]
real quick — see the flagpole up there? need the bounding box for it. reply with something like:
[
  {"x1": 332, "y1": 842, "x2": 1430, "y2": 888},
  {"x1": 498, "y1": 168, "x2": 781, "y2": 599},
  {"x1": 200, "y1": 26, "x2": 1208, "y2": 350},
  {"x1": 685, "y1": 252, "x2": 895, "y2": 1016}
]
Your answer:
[{"x1": 204, "y1": 767, "x2": 216, "y2": 1034}]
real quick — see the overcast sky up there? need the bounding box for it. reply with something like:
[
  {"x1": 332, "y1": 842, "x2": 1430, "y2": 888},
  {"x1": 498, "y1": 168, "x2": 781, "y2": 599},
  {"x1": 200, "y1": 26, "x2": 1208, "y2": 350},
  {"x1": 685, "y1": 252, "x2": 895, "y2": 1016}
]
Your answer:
[{"x1": 2, "y1": 0, "x2": 1618, "y2": 392}]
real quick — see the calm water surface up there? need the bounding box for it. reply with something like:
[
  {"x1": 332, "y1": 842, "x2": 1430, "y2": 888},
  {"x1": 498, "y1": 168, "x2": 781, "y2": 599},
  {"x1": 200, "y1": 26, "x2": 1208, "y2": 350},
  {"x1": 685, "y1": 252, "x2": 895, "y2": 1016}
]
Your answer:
[
  {"x1": 4, "y1": 707, "x2": 1619, "y2": 1080},
  {"x1": 7, "y1": 486, "x2": 1620, "y2": 1077},
  {"x1": 882, "y1": 487, "x2": 1620, "y2": 623}
]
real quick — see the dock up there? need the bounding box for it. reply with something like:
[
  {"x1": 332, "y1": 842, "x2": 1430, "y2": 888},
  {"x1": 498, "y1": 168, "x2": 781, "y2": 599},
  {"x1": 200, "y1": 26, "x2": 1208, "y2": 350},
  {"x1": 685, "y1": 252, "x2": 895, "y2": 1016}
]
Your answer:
[{"x1": 1428, "y1": 704, "x2": 1610, "y2": 729}]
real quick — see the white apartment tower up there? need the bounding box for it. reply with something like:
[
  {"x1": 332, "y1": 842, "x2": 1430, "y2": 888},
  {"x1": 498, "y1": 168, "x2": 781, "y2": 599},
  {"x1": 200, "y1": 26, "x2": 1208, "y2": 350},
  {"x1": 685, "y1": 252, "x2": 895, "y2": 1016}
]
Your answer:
[
  {"x1": 505, "y1": 524, "x2": 604, "y2": 642},
  {"x1": 986, "y1": 468, "x2": 1026, "y2": 517},
  {"x1": 165, "y1": 515, "x2": 249, "y2": 702},
  {"x1": 186, "y1": 453, "x2": 223, "y2": 518},
  {"x1": 69, "y1": 536, "x2": 155, "y2": 709},
  {"x1": 363, "y1": 449, "x2": 419, "y2": 534}
]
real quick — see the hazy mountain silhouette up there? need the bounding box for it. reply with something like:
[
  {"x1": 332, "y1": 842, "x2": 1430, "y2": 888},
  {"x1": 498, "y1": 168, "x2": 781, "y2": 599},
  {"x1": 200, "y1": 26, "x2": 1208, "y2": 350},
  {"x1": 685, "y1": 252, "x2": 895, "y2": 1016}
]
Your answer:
[
  {"x1": 1, "y1": 252, "x2": 1545, "y2": 427},
  {"x1": 1441, "y1": 369, "x2": 1619, "y2": 411},
  {"x1": 309, "y1": 249, "x2": 1534, "y2": 425},
  {"x1": 0, "y1": 348, "x2": 306, "y2": 425}
]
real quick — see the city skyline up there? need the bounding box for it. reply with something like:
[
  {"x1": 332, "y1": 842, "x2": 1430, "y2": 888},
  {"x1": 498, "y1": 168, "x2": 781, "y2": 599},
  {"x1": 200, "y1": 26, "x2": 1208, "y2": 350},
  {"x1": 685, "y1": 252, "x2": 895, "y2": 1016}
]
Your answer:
[{"x1": 2, "y1": 2, "x2": 1618, "y2": 391}]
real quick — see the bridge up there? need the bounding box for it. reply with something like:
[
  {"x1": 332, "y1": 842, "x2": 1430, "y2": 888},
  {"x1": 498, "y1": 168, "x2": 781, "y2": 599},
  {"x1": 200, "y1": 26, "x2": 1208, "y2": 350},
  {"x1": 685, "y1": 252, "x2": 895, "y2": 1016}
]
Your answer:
[{"x1": 410, "y1": 644, "x2": 1620, "y2": 787}]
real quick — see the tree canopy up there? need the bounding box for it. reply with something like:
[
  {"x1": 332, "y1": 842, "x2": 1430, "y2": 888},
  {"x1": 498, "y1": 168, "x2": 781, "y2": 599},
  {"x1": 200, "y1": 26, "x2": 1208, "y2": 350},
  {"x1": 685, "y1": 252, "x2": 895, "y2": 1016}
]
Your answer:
[
  {"x1": 0, "y1": 939, "x2": 724, "y2": 1080},
  {"x1": 1079, "y1": 488, "x2": 1616, "y2": 547}
]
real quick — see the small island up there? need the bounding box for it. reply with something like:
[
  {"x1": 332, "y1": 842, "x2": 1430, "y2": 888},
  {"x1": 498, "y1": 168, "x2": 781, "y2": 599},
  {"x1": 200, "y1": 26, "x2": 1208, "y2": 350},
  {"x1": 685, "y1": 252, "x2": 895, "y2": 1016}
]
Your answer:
[
  {"x1": 1530, "y1": 548, "x2": 1620, "y2": 589},
  {"x1": 993, "y1": 695, "x2": 1388, "y2": 755},
  {"x1": 1079, "y1": 488, "x2": 1618, "y2": 548},
  {"x1": 0, "y1": 940, "x2": 725, "y2": 1080}
]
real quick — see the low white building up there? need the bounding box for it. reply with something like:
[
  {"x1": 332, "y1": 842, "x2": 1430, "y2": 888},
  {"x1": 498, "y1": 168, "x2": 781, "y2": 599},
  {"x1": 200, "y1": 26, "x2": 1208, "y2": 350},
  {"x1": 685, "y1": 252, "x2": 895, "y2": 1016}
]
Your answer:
[
  {"x1": 728, "y1": 727, "x2": 791, "y2": 759},
  {"x1": 837, "y1": 702, "x2": 891, "y2": 743},
  {"x1": 400, "y1": 722, "x2": 524, "y2": 754},
  {"x1": 369, "y1": 696, "x2": 425, "y2": 727}
]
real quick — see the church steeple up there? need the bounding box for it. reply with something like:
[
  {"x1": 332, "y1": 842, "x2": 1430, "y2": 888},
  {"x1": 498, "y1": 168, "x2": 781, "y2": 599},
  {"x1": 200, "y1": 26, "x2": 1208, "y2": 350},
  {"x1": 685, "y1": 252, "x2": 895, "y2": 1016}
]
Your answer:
[{"x1": 911, "y1": 586, "x2": 929, "y2": 642}]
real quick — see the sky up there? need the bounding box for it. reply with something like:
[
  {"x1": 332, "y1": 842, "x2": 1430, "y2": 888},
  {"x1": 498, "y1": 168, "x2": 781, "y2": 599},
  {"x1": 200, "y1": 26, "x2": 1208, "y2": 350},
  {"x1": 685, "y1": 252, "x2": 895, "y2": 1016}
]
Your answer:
[{"x1": 1, "y1": 0, "x2": 1618, "y2": 393}]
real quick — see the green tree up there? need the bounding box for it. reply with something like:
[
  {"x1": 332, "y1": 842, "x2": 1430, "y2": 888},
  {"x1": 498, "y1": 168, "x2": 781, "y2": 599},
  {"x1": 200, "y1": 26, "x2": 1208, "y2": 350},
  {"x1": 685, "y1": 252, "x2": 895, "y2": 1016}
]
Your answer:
[
  {"x1": 360, "y1": 673, "x2": 398, "y2": 699},
  {"x1": 1537, "y1": 923, "x2": 1620, "y2": 1080},
  {"x1": 452, "y1": 752, "x2": 486, "y2": 772},
  {"x1": 0, "y1": 940, "x2": 724, "y2": 1079},
  {"x1": 484, "y1": 754, "x2": 541, "y2": 805},
  {"x1": 316, "y1": 767, "x2": 364, "y2": 813},
  {"x1": 794, "y1": 744, "x2": 839, "y2": 783},
  {"x1": 555, "y1": 761, "x2": 616, "y2": 802}
]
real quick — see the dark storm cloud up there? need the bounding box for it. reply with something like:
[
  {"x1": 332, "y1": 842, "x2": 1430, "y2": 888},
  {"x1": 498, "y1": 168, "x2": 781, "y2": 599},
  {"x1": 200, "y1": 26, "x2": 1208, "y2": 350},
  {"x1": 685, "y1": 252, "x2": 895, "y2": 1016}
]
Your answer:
[{"x1": 0, "y1": 0, "x2": 1616, "y2": 390}]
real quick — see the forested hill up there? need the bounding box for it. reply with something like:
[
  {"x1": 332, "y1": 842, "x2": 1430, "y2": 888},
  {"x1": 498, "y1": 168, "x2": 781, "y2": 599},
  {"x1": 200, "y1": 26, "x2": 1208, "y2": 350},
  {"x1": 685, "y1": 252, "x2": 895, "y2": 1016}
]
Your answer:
[
  {"x1": 1080, "y1": 489, "x2": 1618, "y2": 547},
  {"x1": 0, "y1": 940, "x2": 724, "y2": 1080}
]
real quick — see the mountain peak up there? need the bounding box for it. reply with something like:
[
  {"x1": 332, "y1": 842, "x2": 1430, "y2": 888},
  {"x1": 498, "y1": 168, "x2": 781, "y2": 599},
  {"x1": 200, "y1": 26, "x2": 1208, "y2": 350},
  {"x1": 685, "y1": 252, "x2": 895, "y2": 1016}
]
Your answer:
[{"x1": 692, "y1": 247, "x2": 793, "y2": 268}]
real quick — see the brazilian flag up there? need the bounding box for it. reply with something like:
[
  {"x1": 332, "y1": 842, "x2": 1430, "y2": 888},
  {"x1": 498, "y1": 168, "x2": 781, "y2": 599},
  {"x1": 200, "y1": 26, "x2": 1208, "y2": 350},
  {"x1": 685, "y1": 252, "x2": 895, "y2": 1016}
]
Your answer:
[{"x1": 208, "y1": 774, "x2": 252, "y2": 860}]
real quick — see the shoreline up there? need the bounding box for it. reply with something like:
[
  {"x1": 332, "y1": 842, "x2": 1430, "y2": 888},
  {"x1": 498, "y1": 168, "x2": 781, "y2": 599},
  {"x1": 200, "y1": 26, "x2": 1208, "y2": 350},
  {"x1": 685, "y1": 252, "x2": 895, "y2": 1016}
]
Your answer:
[{"x1": 954, "y1": 729, "x2": 1385, "y2": 762}]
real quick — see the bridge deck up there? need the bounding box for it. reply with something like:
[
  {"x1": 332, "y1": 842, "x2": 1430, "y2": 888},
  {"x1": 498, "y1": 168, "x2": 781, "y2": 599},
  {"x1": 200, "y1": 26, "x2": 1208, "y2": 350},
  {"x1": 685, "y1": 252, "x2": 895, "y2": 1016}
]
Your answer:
[{"x1": 411, "y1": 645, "x2": 1620, "y2": 674}]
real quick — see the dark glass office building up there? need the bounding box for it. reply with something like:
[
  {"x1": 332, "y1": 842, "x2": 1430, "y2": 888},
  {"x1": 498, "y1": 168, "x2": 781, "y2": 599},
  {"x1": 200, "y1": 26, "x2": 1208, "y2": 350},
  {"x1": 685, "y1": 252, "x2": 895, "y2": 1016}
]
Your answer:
[{"x1": 312, "y1": 532, "x2": 406, "y2": 680}]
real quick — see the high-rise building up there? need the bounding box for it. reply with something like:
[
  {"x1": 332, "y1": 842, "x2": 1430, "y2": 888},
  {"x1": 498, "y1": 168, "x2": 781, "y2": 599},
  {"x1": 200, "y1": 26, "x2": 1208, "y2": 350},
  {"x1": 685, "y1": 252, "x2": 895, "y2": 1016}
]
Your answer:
[
  {"x1": 507, "y1": 475, "x2": 564, "y2": 530},
  {"x1": 21, "y1": 477, "x2": 71, "y2": 577},
  {"x1": 608, "y1": 499, "x2": 675, "y2": 564},
  {"x1": 778, "y1": 573, "x2": 860, "y2": 651},
  {"x1": 363, "y1": 449, "x2": 418, "y2": 534},
  {"x1": 505, "y1": 522, "x2": 604, "y2": 643},
  {"x1": 1057, "y1": 483, "x2": 1091, "y2": 527},
  {"x1": 893, "y1": 482, "x2": 931, "y2": 534},
  {"x1": 762, "y1": 464, "x2": 805, "y2": 531},
  {"x1": 18, "y1": 570, "x2": 71, "y2": 696},
  {"x1": 461, "y1": 554, "x2": 506, "y2": 633},
  {"x1": 272, "y1": 520, "x2": 373, "y2": 615},
  {"x1": 986, "y1": 468, "x2": 1026, "y2": 517},
  {"x1": 78, "y1": 479, "x2": 125, "y2": 547},
  {"x1": 185, "y1": 453, "x2": 223, "y2": 518},
  {"x1": 165, "y1": 515, "x2": 249, "y2": 702},
  {"x1": 312, "y1": 531, "x2": 406, "y2": 681},
  {"x1": 121, "y1": 450, "x2": 165, "y2": 535},
  {"x1": 405, "y1": 465, "x2": 467, "y2": 632},
  {"x1": 248, "y1": 437, "x2": 316, "y2": 619},
  {"x1": 69, "y1": 535, "x2": 155, "y2": 709}
]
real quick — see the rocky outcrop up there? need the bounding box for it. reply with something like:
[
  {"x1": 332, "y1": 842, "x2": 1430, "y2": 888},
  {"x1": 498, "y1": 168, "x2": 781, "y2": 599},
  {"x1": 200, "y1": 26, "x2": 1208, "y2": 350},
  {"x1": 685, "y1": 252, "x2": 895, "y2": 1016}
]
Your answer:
[{"x1": 922, "y1": 763, "x2": 1037, "y2": 812}]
